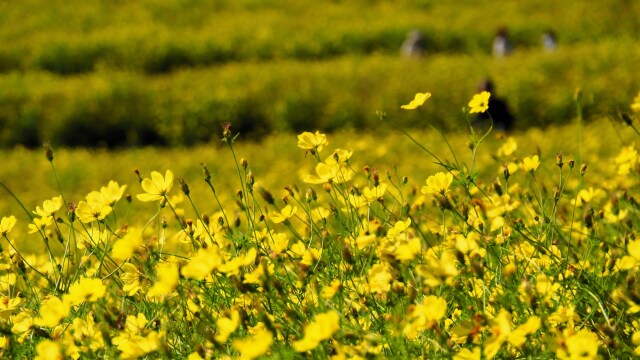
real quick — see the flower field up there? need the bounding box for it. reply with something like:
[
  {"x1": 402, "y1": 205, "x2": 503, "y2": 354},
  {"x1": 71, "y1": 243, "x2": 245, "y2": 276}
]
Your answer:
[{"x1": 0, "y1": 92, "x2": 639, "y2": 359}]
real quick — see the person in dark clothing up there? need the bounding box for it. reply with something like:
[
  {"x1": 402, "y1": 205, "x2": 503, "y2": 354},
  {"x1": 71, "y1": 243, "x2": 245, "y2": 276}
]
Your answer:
[{"x1": 472, "y1": 79, "x2": 515, "y2": 132}]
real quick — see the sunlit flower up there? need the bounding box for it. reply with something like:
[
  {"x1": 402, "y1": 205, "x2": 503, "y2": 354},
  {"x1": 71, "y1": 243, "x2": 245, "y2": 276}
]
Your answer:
[
  {"x1": 468, "y1": 91, "x2": 491, "y2": 113},
  {"x1": 401, "y1": 92, "x2": 431, "y2": 110},
  {"x1": 556, "y1": 329, "x2": 599, "y2": 360},
  {"x1": 232, "y1": 327, "x2": 273, "y2": 359},
  {"x1": 421, "y1": 172, "x2": 454, "y2": 195},
  {"x1": 0, "y1": 216, "x2": 16, "y2": 237},
  {"x1": 146, "y1": 262, "x2": 179, "y2": 299},
  {"x1": 34, "y1": 340, "x2": 62, "y2": 360},
  {"x1": 520, "y1": 155, "x2": 540, "y2": 173},
  {"x1": 35, "y1": 296, "x2": 69, "y2": 328},
  {"x1": 137, "y1": 170, "x2": 174, "y2": 202},
  {"x1": 76, "y1": 199, "x2": 113, "y2": 223},
  {"x1": 28, "y1": 216, "x2": 53, "y2": 234},
  {"x1": 293, "y1": 310, "x2": 340, "y2": 352},
  {"x1": 270, "y1": 205, "x2": 297, "y2": 224},
  {"x1": 33, "y1": 196, "x2": 63, "y2": 218},
  {"x1": 100, "y1": 181, "x2": 128, "y2": 206},
  {"x1": 120, "y1": 263, "x2": 143, "y2": 296},
  {"x1": 297, "y1": 131, "x2": 328, "y2": 152},
  {"x1": 64, "y1": 278, "x2": 107, "y2": 307}
]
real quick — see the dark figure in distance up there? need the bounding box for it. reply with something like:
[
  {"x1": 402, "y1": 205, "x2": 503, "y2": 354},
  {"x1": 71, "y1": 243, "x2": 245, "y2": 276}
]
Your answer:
[
  {"x1": 492, "y1": 26, "x2": 513, "y2": 57},
  {"x1": 541, "y1": 29, "x2": 557, "y2": 52},
  {"x1": 473, "y1": 79, "x2": 515, "y2": 132},
  {"x1": 401, "y1": 30, "x2": 426, "y2": 58}
]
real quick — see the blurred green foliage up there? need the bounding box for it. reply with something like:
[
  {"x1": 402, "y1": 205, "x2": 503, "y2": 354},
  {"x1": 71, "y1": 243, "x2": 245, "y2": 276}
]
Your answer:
[{"x1": 0, "y1": 0, "x2": 638, "y2": 146}]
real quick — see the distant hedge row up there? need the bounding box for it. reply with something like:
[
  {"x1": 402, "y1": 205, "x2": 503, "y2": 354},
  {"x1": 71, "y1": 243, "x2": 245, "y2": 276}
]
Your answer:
[{"x1": 0, "y1": 41, "x2": 637, "y2": 148}]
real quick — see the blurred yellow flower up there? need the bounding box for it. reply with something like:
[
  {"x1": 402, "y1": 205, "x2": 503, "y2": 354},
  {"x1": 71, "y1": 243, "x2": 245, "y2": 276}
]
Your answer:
[
  {"x1": 34, "y1": 339, "x2": 62, "y2": 360},
  {"x1": 297, "y1": 131, "x2": 328, "y2": 152},
  {"x1": 421, "y1": 172, "x2": 454, "y2": 195},
  {"x1": 64, "y1": 278, "x2": 107, "y2": 306},
  {"x1": 120, "y1": 263, "x2": 143, "y2": 296},
  {"x1": 520, "y1": 155, "x2": 540, "y2": 173},
  {"x1": 214, "y1": 309, "x2": 240, "y2": 343},
  {"x1": 619, "y1": 239, "x2": 640, "y2": 270},
  {"x1": 496, "y1": 137, "x2": 517, "y2": 157},
  {"x1": 137, "y1": 170, "x2": 174, "y2": 202},
  {"x1": 100, "y1": 180, "x2": 127, "y2": 206},
  {"x1": 401, "y1": 92, "x2": 431, "y2": 110},
  {"x1": 0, "y1": 216, "x2": 16, "y2": 237},
  {"x1": 468, "y1": 91, "x2": 491, "y2": 113},
  {"x1": 368, "y1": 263, "x2": 392, "y2": 294},
  {"x1": 146, "y1": 262, "x2": 179, "y2": 299},
  {"x1": 293, "y1": 310, "x2": 340, "y2": 352},
  {"x1": 35, "y1": 296, "x2": 69, "y2": 328},
  {"x1": 181, "y1": 247, "x2": 222, "y2": 280},
  {"x1": 556, "y1": 329, "x2": 599, "y2": 360},
  {"x1": 232, "y1": 327, "x2": 273, "y2": 359},
  {"x1": 454, "y1": 347, "x2": 481, "y2": 360}
]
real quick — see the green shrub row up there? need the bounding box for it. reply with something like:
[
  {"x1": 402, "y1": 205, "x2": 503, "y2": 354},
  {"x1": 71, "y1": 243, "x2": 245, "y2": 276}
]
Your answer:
[
  {"x1": 0, "y1": 40, "x2": 638, "y2": 147},
  {"x1": 0, "y1": 0, "x2": 637, "y2": 74}
]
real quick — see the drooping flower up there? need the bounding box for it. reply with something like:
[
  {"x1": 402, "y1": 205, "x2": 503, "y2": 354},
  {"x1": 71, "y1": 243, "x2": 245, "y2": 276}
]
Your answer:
[
  {"x1": 137, "y1": 170, "x2": 174, "y2": 202},
  {"x1": 401, "y1": 92, "x2": 431, "y2": 110},
  {"x1": 468, "y1": 91, "x2": 491, "y2": 113}
]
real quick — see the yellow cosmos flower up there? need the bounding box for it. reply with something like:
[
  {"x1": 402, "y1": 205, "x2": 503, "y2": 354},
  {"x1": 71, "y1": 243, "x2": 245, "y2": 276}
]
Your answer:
[
  {"x1": 64, "y1": 278, "x2": 107, "y2": 307},
  {"x1": 120, "y1": 263, "x2": 143, "y2": 296},
  {"x1": 293, "y1": 310, "x2": 340, "y2": 352},
  {"x1": 28, "y1": 216, "x2": 53, "y2": 234},
  {"x1": 137, "y1": 170, "x2": 174, "y2": 202},
  {"x1": 147, "y1": 262, "x2": 179, "y2": 299},
  {"x1": 520, "y1": 155, "x2": 540, "y2": 173},
  {"x1": 33, "y1": 196, "x2": 63, "y2": 218},
  {"x1": 0, "y1": 216, "x2": 16, "y2": 237},
  {"x1": 556, "y1": 329, "x2": 599, "y2": 360},
  {"x1": 454, "y1": 347, "x2": 481, "y2": 360},
  {"x1": 421, "y1": 172, "x2": 454, "y2": 195},
  {"x1": 496, "y1": 137, "x2": 517, "y2": 157},
  {"x1": 181, "y1": 247, "x2": 222, "y2": 280},
  {"x1": 34, "y1": 339, "x2": 62, "y2": 360},
  {"x1": 401, "y1": 92, "x2": 431, "y2": 110},
  {"x1": 35, "y1": 296, "x2": 70, "y2": 328},
  {"x1": 232, "y1": 327, "x2": 273, "y2": 360},
  {"x1": 214, "y1": 309, "x2": 240, "y2": 343},
  {"x1": 297, "y1": 131, "x2": 328, "y2": 152},
  {"x1": 368, "y1": 263, "x2": 392, "y2": 294},
  {"x1": 468, "y1": 91, "x2": 491, "y2": 114},
  {"x1": 100, "y1": 181, "x2": 127, "y2": 206},
  {"x1": 270, "y1": 205, "x2": 297, "y2": 224},
  {"x1": 76, "y1": 199, "x2": 113, "y2": 223},
  {"x1": 631, "y1": 91, "x2": 640, "y2": 112}
]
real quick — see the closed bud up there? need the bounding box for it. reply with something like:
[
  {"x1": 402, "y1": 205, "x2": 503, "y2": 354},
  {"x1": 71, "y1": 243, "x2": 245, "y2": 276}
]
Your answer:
[
  {"x1": 201, "y1": 163, "x2": 211, "y2": 183},
  {"x1": 503, "y1": 163, "x2": 510, "y2": 181},
  {"x1": 134, "y1": 169, "x2": 143, "y2": 183},
  {"x1": 580, "y1": 163, "x2": 587, "y2": 176},
  {"x1": 619, "y1": 109, "x2": 633, "y2": 126},
  {"x1": 178, "y1": 177, "x2": 190, "y2": 196},
  {"x1": 259, "y1": 188, "x2": 275, "y2": 205},
  {"x1": 568, "y1": 160, "x2": 575, "y2": 169},
  {"x1": 43, "y1": 142, "x2": 54, "y2": 162},
  {"x1": 556, "y1": 152, "x2": 563, "y2": 168},
  {"x1": 241, "y1": 158, "x2": 248, "y2": 169},
  {"x1": 306, "y1": 188, "x2": 317, "y2": 202}
]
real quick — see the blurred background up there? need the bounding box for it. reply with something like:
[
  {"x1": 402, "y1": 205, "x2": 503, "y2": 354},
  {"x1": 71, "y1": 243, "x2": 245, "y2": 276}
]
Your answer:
[{"x1": 0, "y1": 0, "x2": 638, "y2": 148}]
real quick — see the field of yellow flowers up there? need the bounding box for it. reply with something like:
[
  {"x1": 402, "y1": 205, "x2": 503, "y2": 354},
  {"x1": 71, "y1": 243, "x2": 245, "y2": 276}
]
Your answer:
[{"x1": 1, "y1": 91, "x2": 640, "y2": 359}]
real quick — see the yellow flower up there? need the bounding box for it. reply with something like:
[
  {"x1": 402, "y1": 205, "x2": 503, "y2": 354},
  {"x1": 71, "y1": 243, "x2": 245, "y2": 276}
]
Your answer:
[
  {"x1": 63, "y1": 278, "x2": 107, "y2": 307},
  {"x1": 401, "y1": 92, "x2": 431, "y2": 110},
  {"x1": 293, "y1": 310, "x2": 340, "y2": 352},
  {"x1": 468, "y1": 91, "x2": 491, "y2": 113},
  {"x1": 232, "y1": 327, "x2": 273, "y2": 360},
  {"x1": 146, "y1": 262, "x2": 179, "y2": 299},
  {"x1": 270, "y1": 205, "x2": 297, "y2": 224},
  {"x1": 28, "y1": 216, "x2": 53, "y2": 234},
  {"x1": 111, "y1": 227, "x2": 144, "y2": 261},
  {"x1": 520, "y1": 155, "x2": 540, "y2": 173},
  {"x1": 421, "y1": 172, "x2": 454, "y2": 195},
  {"x1": 76, "y1": 199, "x2": 113, "y2": 223},
  {"x1": 303, "y1": 161, "x2": 353, "y2": 184},
  {"x1": 297, "y1": 131, "x2": 328, "y2": 152},
  {"x1": 34, "y1": 339, "x2": 62, "y2": 360},
  {"x1": 33, "y1": 196, "x2": 63, "y2": 218},
  {"x1": 556, "y1": 329, "x2": 599, "y2": 360},
  {"x1": 507, "y1": 316, "x2": 541, "y2": 347},
  {"x1": 619, "y1": 239, "x2": 640, "y2": 270},
  {"x1": 100, "y1": 181, "x2": 127, "y2": 206},
  {"x1": 368, "y1": 263, "x2": 392, "y2": 294},
  {"x1": 35, "y1": 296, "x2": 70, "y2": 328},
  {"x1": 181, "y1": 246, "x2": 222, "y2": 280},
  {"x1": 214, "y1": 309, "x2": 240, "y2": 343},
  {"x1": 137, "y1": 170, "x2": 174, "y2": 202},
  {"x1": 120, "y1": 263, "x2": 143, "y2": 296},
  {"x1": 496, "y1": 137, "x2": 517, "y2": 157},
  {"x1": 454, "y1": 347, "x2": 481, "y2": 360},
  {"x1": 631, "y1": 91, "x2": 640, "y2": 112},
  {"x1": 0, "y1": 216, "x2": 16, "y2": 237}
]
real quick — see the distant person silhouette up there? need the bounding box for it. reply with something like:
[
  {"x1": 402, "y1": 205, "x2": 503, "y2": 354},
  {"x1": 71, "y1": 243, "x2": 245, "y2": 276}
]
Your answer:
[
  {"x1": 492, "y1": 27, "x2": 513, "y2": 57},
  {"x1": 401, "y1": 30, "x2": 426, "y2": 58},
  {"x1": 541, "y1": 30, "x2": 557, "y2": 52},
  {"x1": 472, "y1": 79, "x2": 515, "y2": 132}
]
